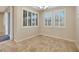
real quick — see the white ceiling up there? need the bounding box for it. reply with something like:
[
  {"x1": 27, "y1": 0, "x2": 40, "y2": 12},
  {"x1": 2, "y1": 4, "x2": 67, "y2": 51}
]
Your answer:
[
  {"x1": 0, "y1": 6, "x2": 8, "y2": 12},
  {"x1": 32, "y1": 6, "x2": 40, "y2": 10}
]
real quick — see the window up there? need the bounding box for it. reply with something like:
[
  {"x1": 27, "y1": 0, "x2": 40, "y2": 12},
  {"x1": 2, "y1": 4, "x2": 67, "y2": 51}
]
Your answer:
[
  {"x1": 44, "y1": 11, "x2": 52, "y2": 26},
  {"x1": 31, "y1": 13, "x2": 37, "y2": 26},
  {"x1": 28, "y1": 12, "x2": 31, "y2": 26},
  {"x1": 44, "y1": 9, "x2": 65, "y2": 28},
  {"x1": 54, "y1": 11, "x2": 65, "y2": 28},
  {"x1": 23, "y1": 9, "x2": 38, "y2": 27},
  {"x1": 55, "y1": 12, "x2": 60, "y2": 27},
  {"x1": 59, "y1": 11, "x2": 64, "y2": 26},
  {"x1": 36, "y1": 14, "x2": 38, "y2": 26}
]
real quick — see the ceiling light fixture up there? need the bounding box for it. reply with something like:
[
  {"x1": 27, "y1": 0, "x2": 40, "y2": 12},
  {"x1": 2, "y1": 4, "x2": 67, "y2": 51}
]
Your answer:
[{"x1": 38, "y1": 6, "x2": 48, "y2": 10}]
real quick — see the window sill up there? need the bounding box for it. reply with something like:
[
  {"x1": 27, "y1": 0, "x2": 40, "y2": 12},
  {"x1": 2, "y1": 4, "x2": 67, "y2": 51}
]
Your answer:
[
  {"x1": 44, "y1": 26, "x2": 66, "y2": 28},
  {"x1": 22, "y1": 26, "x2": 39, "y2": 28}
]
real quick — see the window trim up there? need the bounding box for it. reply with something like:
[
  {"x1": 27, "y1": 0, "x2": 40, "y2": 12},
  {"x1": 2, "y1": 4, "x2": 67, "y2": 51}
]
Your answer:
[
  {"x1": 22, "y1": 8, "x2": 39, "y2": 28},
  {"x1": 43, "y1": 11, "x2": 53, "y2": 28},
  {"x1": 44, "y1": 9, "x2": 66, "y2": 28},
  {"x1": 53, "y1": 9, "x2": 66, "y2": 28}
]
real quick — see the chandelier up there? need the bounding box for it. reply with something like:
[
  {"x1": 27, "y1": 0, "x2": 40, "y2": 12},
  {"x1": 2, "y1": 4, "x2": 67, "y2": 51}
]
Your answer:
[{"x1": 38, "y1": 6, "x2": 48, "y2": 10}]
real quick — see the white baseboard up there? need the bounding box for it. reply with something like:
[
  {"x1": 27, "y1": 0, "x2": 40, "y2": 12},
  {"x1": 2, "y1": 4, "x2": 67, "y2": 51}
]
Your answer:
[
  {"x1": 40, "y1": 34, "x2": 75, "y2": 42},
  {"x1": 15, "y1": 34, "x2": 39, "y2": 43},
  {"x1": 15, "y1": 33, "x2": 75, "y2": 43}
]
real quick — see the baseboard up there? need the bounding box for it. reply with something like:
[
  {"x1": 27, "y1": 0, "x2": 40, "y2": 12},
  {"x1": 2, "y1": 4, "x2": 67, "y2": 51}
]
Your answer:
[
  {"x1": 40, "y1": 34, "x2": 75, "y2": 42},
  {"x1": 15, "y1": 34, "x2": 39, "y2": 43},
  {"x1": 15, "y1": 33, "x2": 75, "y2": 43}
]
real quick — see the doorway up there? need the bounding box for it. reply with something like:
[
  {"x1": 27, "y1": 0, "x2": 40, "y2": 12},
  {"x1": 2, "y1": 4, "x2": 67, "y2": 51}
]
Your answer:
[{"x1": 0, "y1": 6, "x2": 13, "y2": 42}]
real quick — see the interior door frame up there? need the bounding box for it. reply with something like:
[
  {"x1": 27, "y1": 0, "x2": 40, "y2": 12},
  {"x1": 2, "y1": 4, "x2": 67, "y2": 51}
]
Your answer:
[{"x1": 4, "y1": 6, "x2": 14, "y2": 40}]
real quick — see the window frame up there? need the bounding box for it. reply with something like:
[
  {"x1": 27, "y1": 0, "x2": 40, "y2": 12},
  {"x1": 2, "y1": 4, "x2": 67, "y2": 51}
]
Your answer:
[
  {"x1": 43, "y1": 11, "x2": 53, "y2": 28},
  {"x1": 44, "y1": 9, "x2": 66, "y2": 28},
  {"x1": 53, "y1": 9, "x2": 66, "y2": 28},
  {"x1": 23, "y1": 10, "x2": 28, "y2": 26},
  {"x1": 22, "y1": 8, "x2": 39, "y2": 28}
]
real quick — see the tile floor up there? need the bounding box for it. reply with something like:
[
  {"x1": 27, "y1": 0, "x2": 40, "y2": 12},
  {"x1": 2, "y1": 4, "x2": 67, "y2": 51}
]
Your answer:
[{"x1": 0, "y1": 35, "x2": 78, "y2": 52}]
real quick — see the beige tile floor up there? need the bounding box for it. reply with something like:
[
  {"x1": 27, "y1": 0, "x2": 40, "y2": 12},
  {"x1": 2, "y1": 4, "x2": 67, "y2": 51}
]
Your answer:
[{"x1": 0, "y1": 35, "x2": 78, "y2": 52}]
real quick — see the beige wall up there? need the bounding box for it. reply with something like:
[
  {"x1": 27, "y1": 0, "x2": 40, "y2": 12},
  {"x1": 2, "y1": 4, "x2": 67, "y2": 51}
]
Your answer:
[
  {"x1": 0, "y1": 13, "x2": 4, "y2": 35},
  {"x1": 76, "y1": 7, "x2": 79, "y2": 49},
  {"x1": 39, "y1": 6, "x2": 76, "y2": 41},
  {"x1": 13, "y1": 6, "x2": 76, "y2": 42},
  {"x1": 14, "y1": 6, "x2": 40, "y2": 42}
]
